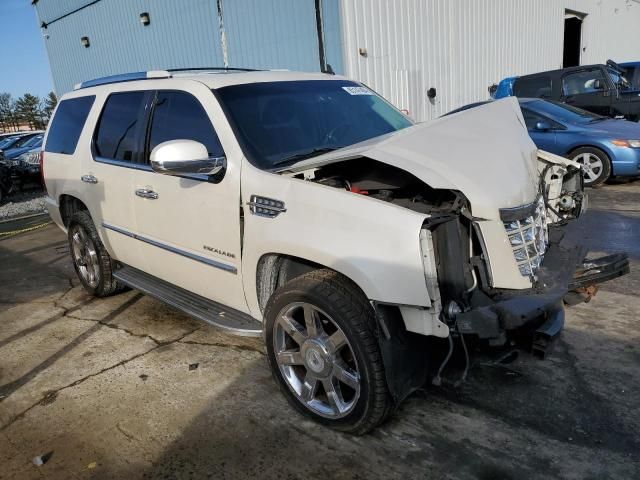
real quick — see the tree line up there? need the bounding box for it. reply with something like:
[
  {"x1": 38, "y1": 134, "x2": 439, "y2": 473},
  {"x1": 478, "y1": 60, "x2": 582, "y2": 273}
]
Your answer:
[{"x1": 0, "y1": 92, "x2": 58, "y2": 132}]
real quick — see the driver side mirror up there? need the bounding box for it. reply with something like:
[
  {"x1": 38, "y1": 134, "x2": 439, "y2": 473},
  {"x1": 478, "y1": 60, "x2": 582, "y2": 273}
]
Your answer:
[
  {"x1": 534, "y1": 121, "x2": 553, "y2": 131},
  {"x1": 593, "y1": 79, "x2": 605, "y2": 90},
  {"x1": 150, "y1": 140, "x2": 226, "y2": 177}
]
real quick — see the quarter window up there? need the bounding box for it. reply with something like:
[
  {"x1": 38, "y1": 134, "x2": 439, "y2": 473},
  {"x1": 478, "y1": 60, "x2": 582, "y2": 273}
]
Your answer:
[
  {"x1": 513, "y1": 76, "x2": 552, "y2": 98},
  {"x1": 148, "y1": 91, "x2": 223, "y2": 159},
  {"x1": 562, "y1": 70, "x2": 607, "y2": 96},
  {"x1": 94, "y1": 91, "x2": 147, "y2": 162},
  {"x1": 45, "y1": 96, "x2": 95, "y2": 155}
]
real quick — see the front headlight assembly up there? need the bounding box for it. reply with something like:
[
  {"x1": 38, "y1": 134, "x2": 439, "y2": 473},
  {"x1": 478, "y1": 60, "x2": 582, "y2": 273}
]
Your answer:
[
  {"x1": 19, "y1": 151, "x2": 41, "y2": 166},
  {"x1": 612, "y1": 139, "x2": 640, "y2": 148}
]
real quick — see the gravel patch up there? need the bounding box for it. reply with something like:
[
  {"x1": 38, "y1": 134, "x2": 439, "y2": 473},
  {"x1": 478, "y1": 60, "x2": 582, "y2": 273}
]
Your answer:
[{"x1": 0, "y1": 189, "x2": 46, "y2": 220}]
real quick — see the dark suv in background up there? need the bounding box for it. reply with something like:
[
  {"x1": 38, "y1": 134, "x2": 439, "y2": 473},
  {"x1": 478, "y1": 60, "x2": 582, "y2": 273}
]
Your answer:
[{"x1": 494, "y1": 61, "x2": 640, "y2": 121}]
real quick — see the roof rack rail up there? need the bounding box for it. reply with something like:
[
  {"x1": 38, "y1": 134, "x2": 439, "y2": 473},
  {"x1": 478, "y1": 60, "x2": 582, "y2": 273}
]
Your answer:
[
  {"x1": 167, "y1": 67, "x2": 261, "y2": 73},
  {"x1": 74, "y1": 70, "x2": 171, "y2": 90},
  {"x1": 73, "y1": 67, "x2": 261, "y2": 90}
]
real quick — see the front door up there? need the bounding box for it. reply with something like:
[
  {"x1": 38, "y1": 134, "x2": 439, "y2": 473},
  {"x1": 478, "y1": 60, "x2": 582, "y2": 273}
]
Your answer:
[
  {"x1": 521, "y1": 107, "x2": 558, "y2": 153},
  {"x1": 561, "y1": 68, "x2": 612, "y2": 116},
  {"x1": 131, "y1": 86, "x2": 248, "y2": 313}
]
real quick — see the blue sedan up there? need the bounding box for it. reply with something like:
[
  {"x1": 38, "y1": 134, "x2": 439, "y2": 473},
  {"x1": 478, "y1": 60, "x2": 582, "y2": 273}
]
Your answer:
[
  {"x1": 447, "y1": 98, "x2": 640, "y2": 187},
  {"x1": 519, "y1": 99, "x2": 640, "y2": 186}
]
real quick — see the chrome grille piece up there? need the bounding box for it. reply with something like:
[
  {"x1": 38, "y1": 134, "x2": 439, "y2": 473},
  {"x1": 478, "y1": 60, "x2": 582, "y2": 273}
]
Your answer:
[{"x1": 503, "y1": 197, "x2": 548, "y2": 278}]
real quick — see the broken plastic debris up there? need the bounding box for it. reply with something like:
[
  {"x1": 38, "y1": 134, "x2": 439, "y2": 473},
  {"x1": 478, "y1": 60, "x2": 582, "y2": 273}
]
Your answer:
[
  {"x1": 188, "y1": 363, "x2": 199, "y2": 371},
  {"x1": 87, "y1": 461, "x2": 97, "y2": 469},
  {"x1": 32, "y1": 451, "x2": 53, "y2": 466},
  {"x1": 139, "y1": 374, "x2": 149, "y2": 381}
]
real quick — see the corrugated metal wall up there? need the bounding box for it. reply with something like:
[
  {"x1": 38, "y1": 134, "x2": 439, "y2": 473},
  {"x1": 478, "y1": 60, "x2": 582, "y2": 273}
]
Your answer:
[
  {"x1": 35, "y1": 0, "x2": 640, "y2": 107},
  {"x1": 222, "y1": 0, "x2": 320, "y2": 71},
  {"x1": 35, "y1": 0, "x2": 344, "y2": 95},
  {"x1": 340, "y1": 0, "x2": 566, "y2": 121},
  {"x1": 38, "y1": 0, "x2": 225, "y2": 94},
  {"x1": 566, "y1": 0, "x2": 640, "y2": 65}
]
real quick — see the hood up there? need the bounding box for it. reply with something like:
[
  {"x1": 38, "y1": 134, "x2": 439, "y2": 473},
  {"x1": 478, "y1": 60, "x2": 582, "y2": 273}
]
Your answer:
[
  {"x1": 581, "y1": 118, "x2": 640, "y2": 137},
  {"x1": 288, "y1": 97, "x2": 539, "y2": 220}
]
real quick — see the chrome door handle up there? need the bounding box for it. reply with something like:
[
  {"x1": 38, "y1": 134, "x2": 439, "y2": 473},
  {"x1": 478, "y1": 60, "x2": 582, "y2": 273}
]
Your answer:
[
  {"x1": 135, "y1": 188, "x2": 159, "y2": 199},
  {"x1": 81, "y1": 174, "x2": 98, "y2": 184}
]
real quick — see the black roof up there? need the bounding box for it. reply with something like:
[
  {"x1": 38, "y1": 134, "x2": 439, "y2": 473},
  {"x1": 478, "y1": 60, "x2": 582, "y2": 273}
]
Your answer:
[{"x1": 518, "y1": 63, "x2": 610, "y2": 79}]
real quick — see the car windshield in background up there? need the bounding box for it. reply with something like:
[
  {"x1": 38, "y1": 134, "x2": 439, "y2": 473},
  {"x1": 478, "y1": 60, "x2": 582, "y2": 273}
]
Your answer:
[
  {"x1": 529, "y1": 99, "x2": 605, "y2": 124},
  {"x1": 216, "y1": 80, "x2": 412, "y2": 169},
  {"x1": 21, "y1": 135, "x2": 43, "y2": 148},
  {"x1": 0, "y1": 136, "x2": 20, "y2": 149},
  {"x1": 10, "y1": 135, "x2": 38, "y2": 149}
]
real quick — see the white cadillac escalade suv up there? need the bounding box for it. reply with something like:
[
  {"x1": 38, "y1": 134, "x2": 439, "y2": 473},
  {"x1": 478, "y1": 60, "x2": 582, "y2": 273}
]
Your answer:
[{"x1": 42, "y1": 69, "x2": 628, "y2": 434}]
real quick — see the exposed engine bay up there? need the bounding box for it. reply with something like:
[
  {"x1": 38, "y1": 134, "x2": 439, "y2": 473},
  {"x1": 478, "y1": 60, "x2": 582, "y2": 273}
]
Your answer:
[
  {"x1": 292, "y1": 157, "x2": 465, "y2": 215},
  {"x1": 292, "y1": 152, "x2": 585, "y2": 223}
]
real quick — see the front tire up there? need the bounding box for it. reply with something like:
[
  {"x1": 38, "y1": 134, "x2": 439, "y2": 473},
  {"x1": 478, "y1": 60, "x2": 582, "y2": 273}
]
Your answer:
[
  {"x1": 570, "y1": 147, "x2": 611, "y2": 187},
  {"x1": 68, "y1": 210, "x2": 124, "y2": 297},
  {"x1": 264, "y1": 269, "x2": 392, "y2": 434}
]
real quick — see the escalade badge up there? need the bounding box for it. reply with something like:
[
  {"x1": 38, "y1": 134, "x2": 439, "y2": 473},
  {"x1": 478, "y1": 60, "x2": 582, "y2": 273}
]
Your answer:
[{"x1": 203, "y1": 245, "x2": 236, "y2": 259}]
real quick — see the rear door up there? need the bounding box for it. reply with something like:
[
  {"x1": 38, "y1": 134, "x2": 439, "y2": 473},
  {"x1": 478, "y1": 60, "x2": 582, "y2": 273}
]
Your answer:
[
  {"x1": 560, "y1": 68, "x2": 613, "y2": 116},
  {"x1": 131, "y1": 84, "x2": 248, "y2": 313},
  {"x1": 84, "y1": 90, "x2": 152, "y2": 269}
]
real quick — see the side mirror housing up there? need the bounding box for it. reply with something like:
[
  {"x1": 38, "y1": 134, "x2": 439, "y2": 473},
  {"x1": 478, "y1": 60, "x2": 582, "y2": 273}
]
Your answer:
[
  {"x1": 534, "y1": 121, "x2": 552, "y2": 131},
  {"x1": 593, "y1": 79, "x2": 604, "y2": 90},
  {"x1": 150, "y1": 139, "x2": 226, "y2": 176}
]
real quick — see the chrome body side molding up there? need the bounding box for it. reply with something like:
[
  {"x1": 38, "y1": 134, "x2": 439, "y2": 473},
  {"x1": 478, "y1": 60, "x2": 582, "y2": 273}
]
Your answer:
[{"x1": 102, "y1": 222, "x2": 237, "y2": 274}]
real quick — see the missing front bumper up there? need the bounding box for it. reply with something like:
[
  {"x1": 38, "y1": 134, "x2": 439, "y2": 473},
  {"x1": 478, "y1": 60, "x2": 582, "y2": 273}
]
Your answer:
[{"x1": 455, "y1": 243, "x2": 629, "y2": 358}]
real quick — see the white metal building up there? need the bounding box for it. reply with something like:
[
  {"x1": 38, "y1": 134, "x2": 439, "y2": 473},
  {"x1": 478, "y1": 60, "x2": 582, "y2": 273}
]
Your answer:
[{"x1": 35, "y1": 0, "x2": 640, "y2": 121}]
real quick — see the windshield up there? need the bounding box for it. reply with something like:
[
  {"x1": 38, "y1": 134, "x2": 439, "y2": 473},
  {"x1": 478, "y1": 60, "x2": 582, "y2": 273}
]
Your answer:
[
  {"x1": 21, "y1": 135, "x2": 43, "y2": 148},
  {"x1": 216, "y1": 80, "x2": 412, "y2": 169},
  {"x1": 0, "y1": 136, "x2": 19, "y2": 149},
  {"x1": 8, "y1": 135, "x2": 38, "y2": 149},
  {"x1": 607, "y1": 68, "x2": 632, "y2": 91},
  {"x1": 527, "y1": 99, "x2": 606, "y2": 124}
]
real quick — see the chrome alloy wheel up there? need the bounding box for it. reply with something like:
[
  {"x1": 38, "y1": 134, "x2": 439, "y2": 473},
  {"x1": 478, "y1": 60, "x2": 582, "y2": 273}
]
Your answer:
[
  {"x1": 70, "y1": 224, "x2": 100, "y2": 288},
  {"x1": 273, "y1": 302, "x2": 361, "y2": 419},
  {"x1": 575, "y1": 152, "x2": 604, "y2": 183}
]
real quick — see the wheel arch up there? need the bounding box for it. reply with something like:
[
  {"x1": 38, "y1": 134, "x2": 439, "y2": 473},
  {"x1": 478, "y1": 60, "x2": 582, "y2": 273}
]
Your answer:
[
  {"x1": 255, "y1": 252, "x2": 371, "y2": 315},
  {"x1": 59, "y1": 194, "x2": 90, "y2": 227}
]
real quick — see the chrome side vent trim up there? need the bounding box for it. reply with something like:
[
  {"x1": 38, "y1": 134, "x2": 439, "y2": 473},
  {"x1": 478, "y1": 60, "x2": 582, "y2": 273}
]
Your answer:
[{"x1": 247, "y1": 195, "x2": 286, "y2": 218}]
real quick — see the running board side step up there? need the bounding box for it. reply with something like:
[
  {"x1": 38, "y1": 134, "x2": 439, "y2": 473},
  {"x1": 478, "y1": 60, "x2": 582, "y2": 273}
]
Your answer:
[{"x1": 113, "y1": 265, "x2": 262, "y2": 337}]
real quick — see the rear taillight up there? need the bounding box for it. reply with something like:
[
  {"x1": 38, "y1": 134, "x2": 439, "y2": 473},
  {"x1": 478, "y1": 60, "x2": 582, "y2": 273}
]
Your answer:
[{"x1": 40, "y1": 150, "x2": 46, "y2": 192}]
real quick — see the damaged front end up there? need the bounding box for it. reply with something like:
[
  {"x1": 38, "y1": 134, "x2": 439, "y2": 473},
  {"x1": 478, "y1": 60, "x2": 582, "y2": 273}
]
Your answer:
[{"x1": 281, "y1": 97, "x2": 629, "y2": 398}]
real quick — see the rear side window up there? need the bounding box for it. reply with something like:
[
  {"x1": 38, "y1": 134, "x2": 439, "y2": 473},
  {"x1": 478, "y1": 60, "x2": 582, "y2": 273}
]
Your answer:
[
  {"x1": 45, "y1": 96, "x2": 95, "y2": 154},
  {"x1": 149, "y1": 91, "x2": 223, "y2": 158},
  {"x1": 94, "y1": 91, "x2": 147, "y2": 162},
  {"x1": 513, "y1": 76, "x2": 553, "y2": 98}
]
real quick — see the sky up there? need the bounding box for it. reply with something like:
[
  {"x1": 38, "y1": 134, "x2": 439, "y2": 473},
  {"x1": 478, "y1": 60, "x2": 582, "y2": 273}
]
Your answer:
[{"x1": 0, "y1": 0, "x2": 53, "y2": 100}]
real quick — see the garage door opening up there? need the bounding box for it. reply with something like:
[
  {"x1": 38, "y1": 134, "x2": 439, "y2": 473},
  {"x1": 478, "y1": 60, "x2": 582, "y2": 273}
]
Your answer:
[{"x1": 563, "y1": 11, "x2": 584, "y2": 68}]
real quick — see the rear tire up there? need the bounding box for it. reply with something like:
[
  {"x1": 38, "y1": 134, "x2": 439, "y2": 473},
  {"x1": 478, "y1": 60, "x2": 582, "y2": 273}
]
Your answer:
[
  {"x1": 264, "y1": 269, "x2": 392, "y2": 435},
  {"x1": 67, "y1": 210, "x2": 124, "y2": 297},
  {"x1": 569, "y1": 147, "x2": 611, "y2": 188}
]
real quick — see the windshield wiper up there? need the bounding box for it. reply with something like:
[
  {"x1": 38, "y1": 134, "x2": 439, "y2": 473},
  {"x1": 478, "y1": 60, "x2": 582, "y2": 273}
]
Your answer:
[{"x1": 272, "y1": 147, "x2": 338, "y2": 168}]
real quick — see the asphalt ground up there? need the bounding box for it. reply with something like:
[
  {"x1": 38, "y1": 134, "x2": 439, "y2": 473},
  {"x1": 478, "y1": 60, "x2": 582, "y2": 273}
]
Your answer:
[{"x1": 0, "y1": 182, "x2": 639, "y2": 479}]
